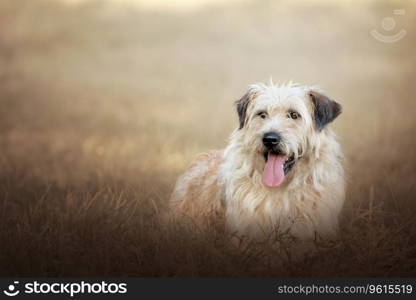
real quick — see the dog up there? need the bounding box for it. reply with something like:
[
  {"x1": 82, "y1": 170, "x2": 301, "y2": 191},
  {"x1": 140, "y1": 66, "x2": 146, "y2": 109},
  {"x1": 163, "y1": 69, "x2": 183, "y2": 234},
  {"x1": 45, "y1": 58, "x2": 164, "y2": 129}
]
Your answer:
[{"x1": 170, "y1": 82, "x2": 345, "y2": 241}]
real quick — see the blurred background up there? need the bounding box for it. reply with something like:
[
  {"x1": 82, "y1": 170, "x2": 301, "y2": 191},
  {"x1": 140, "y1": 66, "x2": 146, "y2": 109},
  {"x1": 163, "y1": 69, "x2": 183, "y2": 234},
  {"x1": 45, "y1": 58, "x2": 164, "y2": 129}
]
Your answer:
[{"x1": 0, "y1": 0, "x2": 415, "y2": 276}]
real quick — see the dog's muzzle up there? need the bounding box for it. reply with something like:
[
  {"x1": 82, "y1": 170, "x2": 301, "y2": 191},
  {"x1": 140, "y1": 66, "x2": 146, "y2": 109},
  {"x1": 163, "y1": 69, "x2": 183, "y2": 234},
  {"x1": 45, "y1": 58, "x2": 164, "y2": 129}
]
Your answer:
[{"x1": 261, "y1": 132, "x2": 297, "y2": 178}]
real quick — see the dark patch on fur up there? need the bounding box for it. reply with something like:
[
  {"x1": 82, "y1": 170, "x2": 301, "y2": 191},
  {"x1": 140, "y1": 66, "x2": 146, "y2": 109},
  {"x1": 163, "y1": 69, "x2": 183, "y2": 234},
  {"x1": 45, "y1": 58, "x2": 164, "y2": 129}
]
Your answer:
[
  {"x1": 309, "y1": 91, "x2": 342, "y2": 131},
  {"x1": 235, "y1": 90, "x2": 256, "y2": 129}
]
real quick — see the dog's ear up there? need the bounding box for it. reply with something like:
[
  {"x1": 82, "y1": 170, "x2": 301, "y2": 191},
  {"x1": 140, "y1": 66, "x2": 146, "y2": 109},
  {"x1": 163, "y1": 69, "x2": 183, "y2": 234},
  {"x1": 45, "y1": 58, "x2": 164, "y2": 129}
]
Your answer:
[
  {"x1": 235, "y1": 89, "x2": 257, "y2": 129},
  {"x1": 308, "y1": 90, "x2": 342, "y2": 131}
]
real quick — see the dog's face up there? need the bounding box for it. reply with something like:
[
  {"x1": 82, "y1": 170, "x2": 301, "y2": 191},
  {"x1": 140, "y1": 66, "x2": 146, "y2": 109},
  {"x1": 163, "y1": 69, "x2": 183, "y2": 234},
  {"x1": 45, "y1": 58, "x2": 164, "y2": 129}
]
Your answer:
[{"x1": 235, "y1": 83, "x2": 341, "y2": 188}]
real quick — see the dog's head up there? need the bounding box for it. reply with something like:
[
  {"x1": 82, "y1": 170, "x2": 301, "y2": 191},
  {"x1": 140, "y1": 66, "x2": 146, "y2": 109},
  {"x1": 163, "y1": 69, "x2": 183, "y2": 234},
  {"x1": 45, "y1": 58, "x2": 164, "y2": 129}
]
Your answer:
[{"x1": 235, "y1": 82, "x2": 341, "y2": 188}]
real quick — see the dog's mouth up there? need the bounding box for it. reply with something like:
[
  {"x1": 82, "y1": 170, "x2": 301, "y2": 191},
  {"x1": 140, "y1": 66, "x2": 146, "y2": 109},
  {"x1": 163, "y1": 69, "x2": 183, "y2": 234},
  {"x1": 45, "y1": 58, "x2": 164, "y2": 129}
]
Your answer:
[{"x1": 262, "y1": 151, "x2": 296, "y2": 188}]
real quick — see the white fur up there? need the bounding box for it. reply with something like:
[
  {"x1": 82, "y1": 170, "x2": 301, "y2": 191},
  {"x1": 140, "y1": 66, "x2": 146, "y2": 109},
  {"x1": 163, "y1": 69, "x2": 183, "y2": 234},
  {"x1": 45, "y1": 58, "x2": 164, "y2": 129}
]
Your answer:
[{"x1": 171, "y1": 82, "x2": 345, "y2": 241}]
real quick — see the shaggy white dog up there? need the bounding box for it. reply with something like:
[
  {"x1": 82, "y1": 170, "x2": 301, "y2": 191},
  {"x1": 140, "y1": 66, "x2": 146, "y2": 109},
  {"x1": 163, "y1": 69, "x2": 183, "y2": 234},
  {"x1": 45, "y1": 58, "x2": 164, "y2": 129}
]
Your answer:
[{"x1": 170, "y1": 82, "x2": 345, "y2": 241}]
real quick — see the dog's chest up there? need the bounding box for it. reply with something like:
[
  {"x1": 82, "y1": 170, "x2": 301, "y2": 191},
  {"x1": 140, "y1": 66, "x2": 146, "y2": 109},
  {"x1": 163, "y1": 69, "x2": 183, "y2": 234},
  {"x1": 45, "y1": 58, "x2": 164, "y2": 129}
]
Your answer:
[{"x1": 223, "y1": 175, "x2": 316, "y2": 238}]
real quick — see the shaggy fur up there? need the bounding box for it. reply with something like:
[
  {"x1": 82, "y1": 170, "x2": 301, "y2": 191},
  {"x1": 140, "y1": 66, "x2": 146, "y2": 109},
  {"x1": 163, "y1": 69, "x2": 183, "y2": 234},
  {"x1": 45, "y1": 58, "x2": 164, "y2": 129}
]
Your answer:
[{"x1": 170, "y1": 82, "x2": 345, "y2": 241}]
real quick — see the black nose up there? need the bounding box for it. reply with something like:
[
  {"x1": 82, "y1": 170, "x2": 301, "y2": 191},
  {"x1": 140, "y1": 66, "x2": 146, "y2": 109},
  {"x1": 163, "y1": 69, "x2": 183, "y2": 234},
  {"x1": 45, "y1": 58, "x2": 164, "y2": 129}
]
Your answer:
[{"x1": 262, "y1": 132, "x2": 281, "y2": 149}]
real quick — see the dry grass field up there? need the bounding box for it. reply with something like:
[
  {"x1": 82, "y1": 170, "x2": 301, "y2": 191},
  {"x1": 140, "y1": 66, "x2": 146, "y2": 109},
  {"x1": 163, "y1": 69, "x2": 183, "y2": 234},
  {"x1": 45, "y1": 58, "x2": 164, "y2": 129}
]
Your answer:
[{"x1": 0, "y1": 0, "x2": 415, "y2": 277}]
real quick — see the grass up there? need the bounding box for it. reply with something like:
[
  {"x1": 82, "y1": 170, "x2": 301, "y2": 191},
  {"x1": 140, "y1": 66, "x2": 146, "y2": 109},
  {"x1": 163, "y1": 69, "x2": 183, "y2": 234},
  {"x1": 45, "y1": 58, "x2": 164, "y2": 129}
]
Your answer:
[{"x1": 0, "y1": 0, "x2": 415, "y2": 277}]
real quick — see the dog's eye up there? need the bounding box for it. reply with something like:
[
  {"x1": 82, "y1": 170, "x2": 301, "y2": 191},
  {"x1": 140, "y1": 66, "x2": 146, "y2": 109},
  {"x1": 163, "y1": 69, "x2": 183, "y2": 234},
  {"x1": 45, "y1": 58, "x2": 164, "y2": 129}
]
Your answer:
[
  {"x1": 257, "y1": 111, "x2": 267, "y2": 119},
  {"x1": 287, "y1": 111, "x2": 300, "y2": 120}
]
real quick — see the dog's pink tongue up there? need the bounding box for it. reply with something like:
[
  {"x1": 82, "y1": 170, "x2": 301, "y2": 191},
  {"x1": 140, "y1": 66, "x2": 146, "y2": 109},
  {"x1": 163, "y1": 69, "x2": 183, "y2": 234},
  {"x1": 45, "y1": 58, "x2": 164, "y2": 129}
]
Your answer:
[{"x1": 263, "y1": 153, "x2": 287, "y2": 188}]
